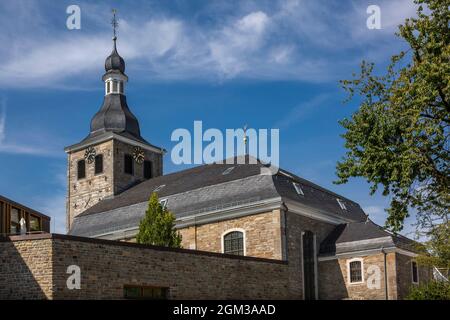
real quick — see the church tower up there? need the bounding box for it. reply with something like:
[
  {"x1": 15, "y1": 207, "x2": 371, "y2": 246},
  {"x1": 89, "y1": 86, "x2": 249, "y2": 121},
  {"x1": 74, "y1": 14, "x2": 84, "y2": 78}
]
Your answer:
[{"x1": 64, "y1": 13, "x2": 164, "y2": 231}]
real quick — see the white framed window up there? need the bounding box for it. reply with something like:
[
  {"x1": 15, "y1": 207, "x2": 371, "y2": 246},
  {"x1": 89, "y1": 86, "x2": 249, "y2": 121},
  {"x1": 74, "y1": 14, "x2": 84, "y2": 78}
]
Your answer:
[
  {"x1": 337, "y1": 198, "x2": 347, "y2": 210},
  {"x1": 347, "y1": 258, "x2": 364, "y2": 284},
  {"x1": 221, "y1": 228, "x2": 246, "y2": 256},
  {"x1": 411, "y1": 260, "x2": 419, "y2": 284},
  {"x1": 293, "y1": 182, "x2": 304, "y2": 196},
  {"x1": 153, "y1": 184, "x2": 166, "y2": 192}
]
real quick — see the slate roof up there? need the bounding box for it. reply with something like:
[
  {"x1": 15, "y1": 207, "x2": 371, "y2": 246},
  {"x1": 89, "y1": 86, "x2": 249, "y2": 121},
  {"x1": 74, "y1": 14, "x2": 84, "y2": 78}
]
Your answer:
[
  {"x1": 69, "y1": 158, "x2": 368, "y2": 237},
  {"x1": 319, "y1": 219, "x2": 419, "y2": 255}
]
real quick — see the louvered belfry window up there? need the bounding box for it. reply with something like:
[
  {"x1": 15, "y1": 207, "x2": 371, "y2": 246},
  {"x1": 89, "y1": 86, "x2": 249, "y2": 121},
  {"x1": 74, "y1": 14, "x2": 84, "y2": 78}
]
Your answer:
[
  {"x1": 223, "y1": 231, "x2": 244, "y2": 256},
  {"x1": 349, "y1": 260, "x2": 363, "y2": 283}
]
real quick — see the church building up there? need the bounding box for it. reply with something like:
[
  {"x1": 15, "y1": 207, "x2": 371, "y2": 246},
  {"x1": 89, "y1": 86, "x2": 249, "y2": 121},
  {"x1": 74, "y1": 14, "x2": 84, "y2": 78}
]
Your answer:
[
  {"x1": 0, "y1": 27, "x2": 430, "y2": 300},
  {"x1": 62, "y1": 34, "x2": 430, "y2": 300}
]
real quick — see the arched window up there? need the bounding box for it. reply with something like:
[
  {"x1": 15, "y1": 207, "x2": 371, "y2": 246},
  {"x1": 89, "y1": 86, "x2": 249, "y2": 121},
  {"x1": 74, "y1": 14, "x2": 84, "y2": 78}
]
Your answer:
[
  {"x1": 347, "y1": 258, "x2": 364, "y2": 284},
  {"x1": 223, "y1": 230, "x2": 244, "y2": 256}
]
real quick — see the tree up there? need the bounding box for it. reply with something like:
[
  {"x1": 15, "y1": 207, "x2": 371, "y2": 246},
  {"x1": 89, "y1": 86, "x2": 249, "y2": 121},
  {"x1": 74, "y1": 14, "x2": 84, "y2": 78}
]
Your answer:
[
  {"x1": 136, "y1": 193, "x2": 182, "y2": 248},
  {"x1": 336, "y1": 0, "x2": 449, "y2": 236}
]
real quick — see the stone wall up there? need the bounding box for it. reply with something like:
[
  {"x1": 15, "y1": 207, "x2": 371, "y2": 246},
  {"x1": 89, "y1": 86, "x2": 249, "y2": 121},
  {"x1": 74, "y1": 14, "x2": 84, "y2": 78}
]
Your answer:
[
  {"x1": 178, "y1": 209, "x2": 284, "y2": 260},
  {"x1": 285, "y1": 211, "x2": 337, "y2": 299},
  {"x1": 112, "y1": 140, "x2": 163, "y2": 195},
  {"x1": 318, "y1": 252, "x2": 431, "y2": 300},
  {"x1": 67, "y1": 140, "x2": 114, "y2": 231},
  {"x1": 395, "y1": 252, "x2": 431, "y2": 299},
  {"x1": 0, "y1": 236, "x2": 53, "y2": 299},
  {"x1": 66, "y1": 139, "x2": 163, "y2": 230},
  {"x1": 318, "y1": 253, "x2": 397, "y2": 300},
  {"x1": 0, "y1": 234, "x2": 298, "y2": 300}
]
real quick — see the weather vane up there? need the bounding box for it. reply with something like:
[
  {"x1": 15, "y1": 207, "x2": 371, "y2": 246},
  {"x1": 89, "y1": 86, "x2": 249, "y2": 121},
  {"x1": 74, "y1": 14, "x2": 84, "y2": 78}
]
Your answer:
[{"x1": 111, "y1": 9, "x2": 118, "y2": 39}]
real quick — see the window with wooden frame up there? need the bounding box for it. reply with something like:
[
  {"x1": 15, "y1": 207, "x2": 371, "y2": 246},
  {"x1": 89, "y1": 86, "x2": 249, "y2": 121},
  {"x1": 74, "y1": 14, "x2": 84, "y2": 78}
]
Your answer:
[
  {"x1": 10, "y1": 207, "x2": 20, "y2": 234},
  {"x1": 29, "y1": 215, "x2": 41, "y2": 232},
  {"x1": 123, "y1": 285, "x2": 168, "y2": 300},
  {"x1": 347, "y1": 258, "x2": 364, "y2": 284}
]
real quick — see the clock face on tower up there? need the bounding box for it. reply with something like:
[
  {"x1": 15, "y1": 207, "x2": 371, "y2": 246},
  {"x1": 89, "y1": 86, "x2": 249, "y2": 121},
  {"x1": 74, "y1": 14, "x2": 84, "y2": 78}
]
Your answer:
[
  {"x1": 132, "y1": 146, "x2": 145, "y2": 164},
  {"x1": 84, "y1": 147, "x2": 96, "y2": 164}
]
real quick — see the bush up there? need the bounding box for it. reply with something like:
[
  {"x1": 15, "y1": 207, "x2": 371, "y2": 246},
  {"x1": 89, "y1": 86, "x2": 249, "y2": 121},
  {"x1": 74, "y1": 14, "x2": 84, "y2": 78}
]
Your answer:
[{"x1": 406, "y1": 281, "x2": 450, "y2": 300}]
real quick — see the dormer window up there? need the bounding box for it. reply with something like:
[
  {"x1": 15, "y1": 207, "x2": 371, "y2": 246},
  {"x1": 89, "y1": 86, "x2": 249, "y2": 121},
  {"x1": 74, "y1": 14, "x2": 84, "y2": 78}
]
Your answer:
[
  {"x1": 160, "y1": 199, "x2": 168, "y2": 209},
  {"x1": 222, "y1": 167, "x2": 235, "y2": 175},
  {"x1": 153, "y1": 184, "x2": 166, "y2": 192},
  {"x1": 293, "y1": 182, "x2": 304, "y2": 196},
  {"x1": 337, "y1": 198, "x2": 347, "y2": 210}
]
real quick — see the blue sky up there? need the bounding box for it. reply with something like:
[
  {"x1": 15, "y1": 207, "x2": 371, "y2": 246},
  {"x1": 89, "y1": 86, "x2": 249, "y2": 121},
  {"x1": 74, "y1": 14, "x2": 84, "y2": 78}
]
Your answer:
[{"x1": 0, "y1": 0, "x2": 420, "y2": 234}]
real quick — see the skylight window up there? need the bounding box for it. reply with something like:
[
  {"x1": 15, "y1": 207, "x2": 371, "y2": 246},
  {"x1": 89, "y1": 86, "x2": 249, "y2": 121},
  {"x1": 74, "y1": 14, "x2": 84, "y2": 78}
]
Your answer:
[
  {"x1": 337, "y1": 198, "x2": 347, "y2": 210},
  {"x1": 222, "y1": 166, "x2": 235, "y2": 175},
  {"x1": 153, "y1": 184, "x2": 166, "y2": 192},
  {"x1": 160, "y1": 199, "x2": 168, "y2": 209},
  {"x1": 293, "y1": 182, "x2": 304, "y2": 196}
]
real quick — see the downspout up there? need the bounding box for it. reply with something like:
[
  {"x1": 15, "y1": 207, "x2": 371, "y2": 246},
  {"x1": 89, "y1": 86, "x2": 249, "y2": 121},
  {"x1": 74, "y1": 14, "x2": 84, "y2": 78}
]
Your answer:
[{"x1": 382, "y1": 247, "x2": 388, "y2": 300}]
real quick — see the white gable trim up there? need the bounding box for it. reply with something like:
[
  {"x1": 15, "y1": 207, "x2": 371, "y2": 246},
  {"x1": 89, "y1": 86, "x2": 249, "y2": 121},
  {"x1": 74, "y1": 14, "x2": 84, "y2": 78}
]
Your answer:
[{"x1": 318, "y1": 247, "x2": 418, "y2": 261}]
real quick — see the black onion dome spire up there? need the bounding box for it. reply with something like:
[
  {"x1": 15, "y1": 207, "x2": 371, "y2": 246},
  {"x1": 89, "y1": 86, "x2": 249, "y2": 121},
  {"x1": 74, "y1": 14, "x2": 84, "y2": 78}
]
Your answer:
[
  {"x1": 86, "y1": 11, "x2": 145, "y2": 144},
  {"x1": 105, "y1": 37, "x2": 125, "y2": 73}
]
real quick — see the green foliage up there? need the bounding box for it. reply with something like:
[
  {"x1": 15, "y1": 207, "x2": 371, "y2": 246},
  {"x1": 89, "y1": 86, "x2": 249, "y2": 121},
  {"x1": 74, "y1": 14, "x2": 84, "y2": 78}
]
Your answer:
[
  {"x1": 336, "y1": 0, "x2": 449, "y2": 234},
  {"x1": 406, "y1": 281, "x2": 450, "y2": 300},
  {"x1": 416, "y1": 222, "x2": 450, "y2": 270},
  {"x1": 136, "y1": 193, "x2": 182, "y2": 248}
]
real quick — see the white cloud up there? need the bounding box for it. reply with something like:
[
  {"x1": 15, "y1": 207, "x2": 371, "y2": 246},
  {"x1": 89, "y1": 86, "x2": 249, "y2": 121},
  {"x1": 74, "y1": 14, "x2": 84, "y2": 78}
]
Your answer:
[
  {"x1": 363, "y1": 205, "x2": 385, "y2": 216},
  {"x1": 274, "y1": 94, "x2": 330, "y2": 129},
  {"x1": 0, "y1": 0, "x2": 420, "y2": 87}
]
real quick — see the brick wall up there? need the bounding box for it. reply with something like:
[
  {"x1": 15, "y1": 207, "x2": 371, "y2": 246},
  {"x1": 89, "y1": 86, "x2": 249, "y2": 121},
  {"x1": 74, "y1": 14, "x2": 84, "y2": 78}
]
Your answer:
[{"x1": 0, "y1": 234, "x2": 298, "y2": 300}]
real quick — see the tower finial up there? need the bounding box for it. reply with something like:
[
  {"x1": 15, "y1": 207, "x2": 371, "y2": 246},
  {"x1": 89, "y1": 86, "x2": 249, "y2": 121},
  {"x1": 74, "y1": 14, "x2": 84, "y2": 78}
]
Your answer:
[
  {"x1": 111, "y1": 9, "x2": 118, "y2": 41},
  {"x1": 243, "y1": 124, "x2": 248, "y2": 155}
]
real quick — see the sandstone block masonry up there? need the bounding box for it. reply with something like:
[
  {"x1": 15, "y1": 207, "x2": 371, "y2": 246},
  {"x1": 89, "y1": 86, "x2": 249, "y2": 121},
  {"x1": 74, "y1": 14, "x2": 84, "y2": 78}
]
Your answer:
[
  {"x1": 318, "y1": 252, "x2": 431, "y2": 300},
  {"x1": 0, "y1": 233, "x2": 298, "y2": 300},
  {"x1": 66, "y1": 139, "x2": 163, "y2": 231}
]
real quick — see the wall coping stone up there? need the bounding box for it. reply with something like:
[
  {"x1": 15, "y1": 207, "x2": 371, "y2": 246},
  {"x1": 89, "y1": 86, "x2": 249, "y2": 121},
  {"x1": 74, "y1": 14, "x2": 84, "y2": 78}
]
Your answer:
[{"x1": 1, "y1": 233, "x2": 288, "y2": 265}]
